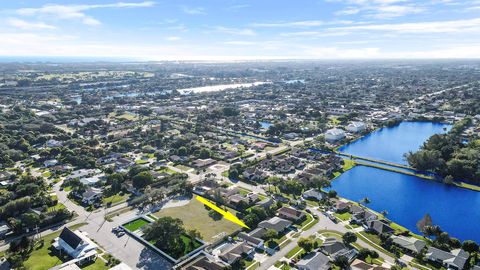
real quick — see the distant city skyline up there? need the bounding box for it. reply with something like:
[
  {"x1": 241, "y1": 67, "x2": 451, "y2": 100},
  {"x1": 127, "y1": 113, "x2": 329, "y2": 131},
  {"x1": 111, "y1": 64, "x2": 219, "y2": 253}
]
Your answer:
[{"x1": 1, "y1": 0, "x2": 480, "y2": 60}]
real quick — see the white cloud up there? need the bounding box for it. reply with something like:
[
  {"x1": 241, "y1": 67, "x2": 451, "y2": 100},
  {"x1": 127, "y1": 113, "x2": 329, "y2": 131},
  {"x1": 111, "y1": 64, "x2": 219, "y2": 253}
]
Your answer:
[
  {"x1": 166, "y1": 36, "x2": 181, "y2": 41},
  {"x1": 251, "y1": 20, "x2": 355, "y2": 28},
  {"x1": 214, "y1": 26, "x2": 256, "y2": 36},
  {"x1": 6, "y1": 18, "x2": 56, "y2": 30},
  {"x1": 227, "y1": 5, "x2": 250, "y2": 11},
  {"x1": 331, "y1": 18, "x2": 480, "y2": 33},
  {"x1": 224, "y1": 41, "x2": 257, "y2": 46},
  {"x1": 181, "y1": 6, "x2": 206, "y2": 15},
  {"x1": 16, "y1": 1, "x2": 155, "y2": 26},
  {"x1": 304, "y1": 46, "x2": 381, "y2": 58},
  {"x1": 333, "y1": 0, "x2": 424, "y2": 19}
]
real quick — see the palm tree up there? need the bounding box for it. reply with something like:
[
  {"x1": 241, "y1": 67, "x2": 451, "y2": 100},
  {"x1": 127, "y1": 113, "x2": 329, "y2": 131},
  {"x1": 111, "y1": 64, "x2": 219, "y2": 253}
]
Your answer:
[{"x1": 360, "y1": 197, "x2": 371, "y2": 205}]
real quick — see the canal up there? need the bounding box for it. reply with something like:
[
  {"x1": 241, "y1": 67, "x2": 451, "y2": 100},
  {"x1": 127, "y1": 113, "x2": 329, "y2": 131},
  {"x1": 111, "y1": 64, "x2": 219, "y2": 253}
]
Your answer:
[{"x1": 331, "y1": 121, "x2": 480, "y2": 242}]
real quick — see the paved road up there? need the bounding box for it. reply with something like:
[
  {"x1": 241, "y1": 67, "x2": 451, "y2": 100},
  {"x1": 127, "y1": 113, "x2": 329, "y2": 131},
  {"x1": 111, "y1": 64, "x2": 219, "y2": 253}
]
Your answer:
[
  {"x1": 53, "y1": 182, "x2": 173, "y2": 270},
  {"x1": 0, "y1": 181, "x2": 173, "y2": 269},
  {"x1": 257, "y1": 207, "x2": 396, "y2": 270}
]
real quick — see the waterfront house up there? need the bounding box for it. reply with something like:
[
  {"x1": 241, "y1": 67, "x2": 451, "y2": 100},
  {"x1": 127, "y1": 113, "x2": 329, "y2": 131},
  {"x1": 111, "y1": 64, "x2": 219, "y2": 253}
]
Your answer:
[
  {"x1": 302, "y1": 189, "x2": 325, "y2": 201},
  {"x1": 426, "y1": 247, "x2": 469, "y2": 270},
  {"x1": 350, "y1": 206, "x2": 378, "y2": 224},
  {"x1": 365, "y1": 220, "x2": 394, "y2": 235},
  {"x1": 332, "y1": 200, "x2": 350, "y2": 213},
  {"x1": 346, "y1": 122, "x2": 366, "y2": 133},
  {"x1": 391, "y1": 236, "x2": 426, "y2": 255},
  {"x1": 325, "y1": 128, "x2": 346, "y2": 142}
]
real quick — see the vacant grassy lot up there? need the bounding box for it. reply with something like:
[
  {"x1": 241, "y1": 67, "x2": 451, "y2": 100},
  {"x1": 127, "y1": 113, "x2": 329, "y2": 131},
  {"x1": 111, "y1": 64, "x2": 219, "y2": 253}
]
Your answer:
[{"x1": 153, "y1": 198, "x2": 240, "y2": 243}]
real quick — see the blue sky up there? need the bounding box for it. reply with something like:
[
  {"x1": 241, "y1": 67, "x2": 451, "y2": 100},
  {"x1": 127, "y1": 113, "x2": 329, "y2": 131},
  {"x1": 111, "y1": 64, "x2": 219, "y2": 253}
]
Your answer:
[{"x1": 1, "y1": 0, "x2": 480, "y2": 60}]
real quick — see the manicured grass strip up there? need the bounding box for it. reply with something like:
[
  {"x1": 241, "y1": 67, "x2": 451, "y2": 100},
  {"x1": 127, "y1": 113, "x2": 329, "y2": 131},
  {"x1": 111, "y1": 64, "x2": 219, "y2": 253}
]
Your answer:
[
  {"x1": 456, "y1": 182, "x2": 480, "y2": 192},
  {"x1": 286, "y1": 245, "x2": 303, "y2": 259},
  {"x1": 123, "y1": 218, "x2": 150, "y2": 232}
]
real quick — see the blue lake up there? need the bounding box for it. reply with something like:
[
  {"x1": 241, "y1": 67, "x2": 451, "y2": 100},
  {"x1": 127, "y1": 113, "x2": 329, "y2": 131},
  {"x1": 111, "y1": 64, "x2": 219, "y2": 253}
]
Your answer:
[
  {"x1": 338, "y1": 121, "x2": 451, "y2": 164},
  {"x1": 332, "y1": 121, "x2": 480, "y2": 242}
]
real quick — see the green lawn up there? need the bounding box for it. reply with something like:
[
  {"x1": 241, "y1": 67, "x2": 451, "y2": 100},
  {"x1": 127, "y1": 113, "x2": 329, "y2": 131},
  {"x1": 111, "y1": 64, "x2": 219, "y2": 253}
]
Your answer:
[
  {"x1": 148, "y1": 233, "x2": 202, "y2": 259},
  {"x1": 286, "y1": 245, "x2": 303, "y2": 259},
  {"x1": 334, "y1": 212, "x2": 352, "y2": 221},
  {"x1": 155, "y1": 167, "x2": 176, "y2": 174},
  {"x1": 78, "y1": 259, "x2": 110, "y2": 270},
  {"x1": 175, "y1": 165, "x2": 193, "y2": 171},
  {"x1": 47, "y1": 202, "x2": 66, "y2": 212},
  {"x1": 23, "y1": 223, "x2": 88, "y2": 270},
  {"x1": 135, "y1": 159, "x2": 150, "y2": 165},
  {"x1": 102, "y1": 193, "x2": 129, "y2": 205},
  {"x1": 342, "y1": 159, "x2": 356, "y2": 171},
  {"x1": 179, "y1": 234, "x2": 202, "y2": 253},
  {"x1": 456, "y1": 182, "x2": 480, "y2": 192},
  {"x1": 153, "y1": 198, "x2": 240, "y2": 242},
  {"x1": 123, "y1": 218, "x2": 151, "y2": 232}
]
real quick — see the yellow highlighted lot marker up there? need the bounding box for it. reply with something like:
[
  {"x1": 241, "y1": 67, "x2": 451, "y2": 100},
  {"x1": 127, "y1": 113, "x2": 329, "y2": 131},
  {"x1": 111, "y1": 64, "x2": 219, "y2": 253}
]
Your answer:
[{"x1": 196, "y1": 195, "x2": 250, "y2": 229}]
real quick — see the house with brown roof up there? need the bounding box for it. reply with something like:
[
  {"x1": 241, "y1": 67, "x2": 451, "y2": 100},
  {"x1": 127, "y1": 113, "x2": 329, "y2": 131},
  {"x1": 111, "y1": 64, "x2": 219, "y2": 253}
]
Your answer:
[{"x1": 277, "y1": 206, "x2": 305, "y2": 222}]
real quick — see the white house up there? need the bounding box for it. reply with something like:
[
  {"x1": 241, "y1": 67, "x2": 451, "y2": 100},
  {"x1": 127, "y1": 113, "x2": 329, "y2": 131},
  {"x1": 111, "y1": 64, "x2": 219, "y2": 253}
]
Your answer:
[
  {"x1": 346, "y1": 122, "x2": 366, "y2": 133},
  {"x1": 325, "y1": 128, "x2": 346, "y2": 142},
  {"x1": 46, "y1": 139, "x2": 63, "y2": 148},
  {"x1": 79, "y1": 174, "x2": 105, "y2": 186},
  {"x1": 302, "y1": 189, "x2": 325, "y2": 201},
  {"x1": 44, "y1": 159, "x2": 59, "y2": 168},
  {"x1": 53, "y1": 227, "x2": 98, "y2": 265}
]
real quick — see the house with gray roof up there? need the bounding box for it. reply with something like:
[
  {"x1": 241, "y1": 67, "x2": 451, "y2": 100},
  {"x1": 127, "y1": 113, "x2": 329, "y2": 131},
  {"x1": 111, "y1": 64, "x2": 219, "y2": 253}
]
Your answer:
[
  {"x1": 426, "y1": 247, "x2": 469, "y2": 270},
  {"x1": 320, "y1": 237, "x2": 358, "y2": 262},
  {"x1": 218, "y1": 242, "x2": 254, "y2": 265},
  {"x1": 237, "y1": 232, "x2": 264, "y2": 249},
  {"x1": 391, "y1": 235, "x2": 426, "y2": 254},
  {"x1": 365, "y1": 220, "x2": 394, "y2": 235},
  {"x1": 258, "y1": 217, "x2": 292, "y2": 233},
  {"x1": 296, "y1": 252, "x2": 330, "y2": 270}
]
